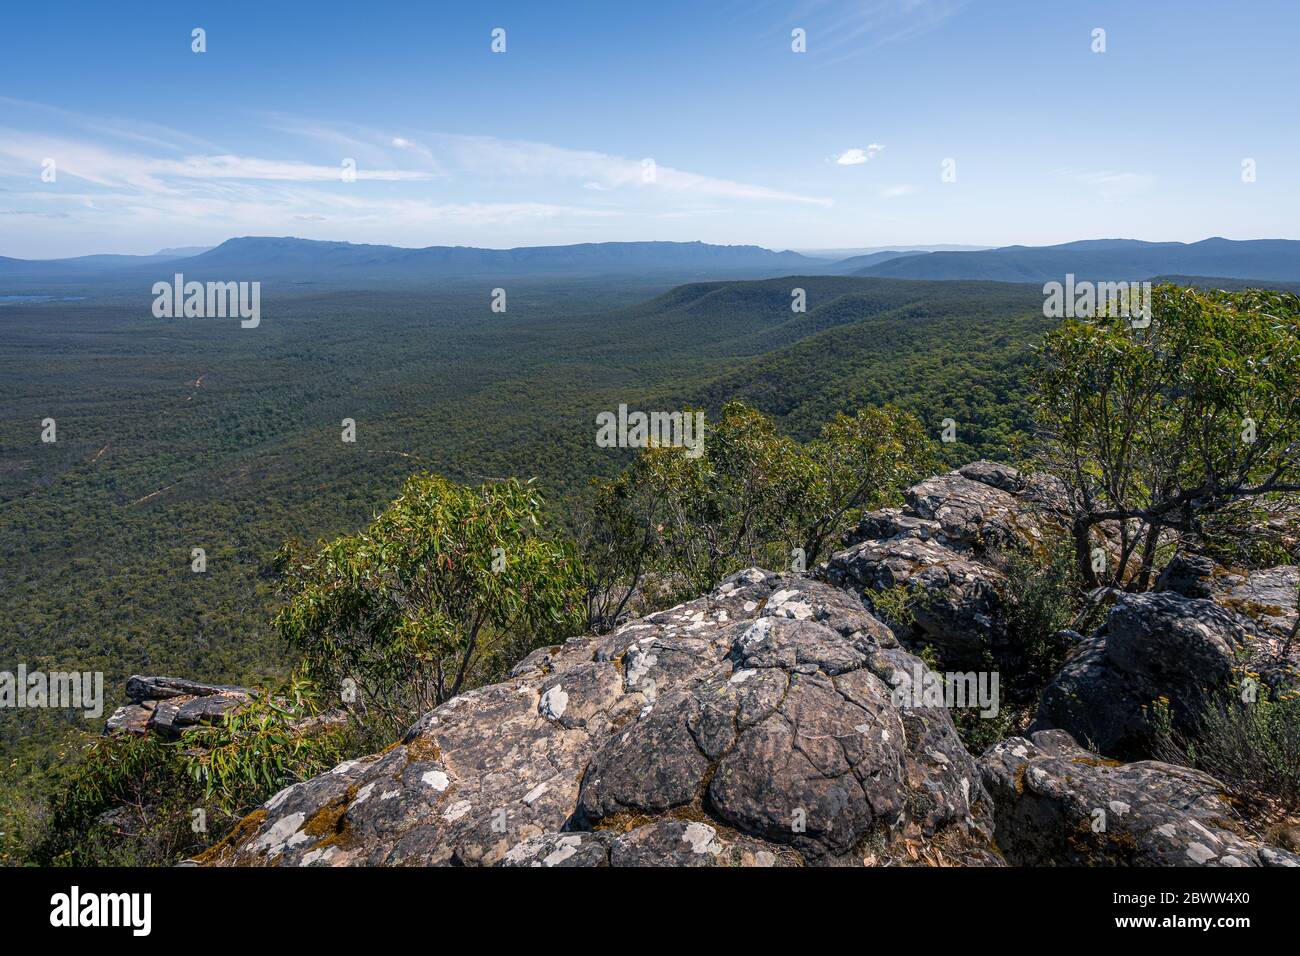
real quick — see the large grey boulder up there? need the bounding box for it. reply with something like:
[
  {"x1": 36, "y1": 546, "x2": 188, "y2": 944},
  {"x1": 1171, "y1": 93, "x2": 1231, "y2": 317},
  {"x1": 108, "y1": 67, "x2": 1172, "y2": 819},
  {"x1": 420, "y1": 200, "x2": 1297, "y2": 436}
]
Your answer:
[
  {"x1": 201, "y1": 570, "x2": 997, "y2": 867},
  {"x1": 1154, "y1": 552, "x2": 1219, "y2": 599},
  {"x1": 980, "y1": 730, "x2": 1298, "y2": 867},
  {"x1": 1032, "y1": 591, "x2": 1246, "y2": 757}
]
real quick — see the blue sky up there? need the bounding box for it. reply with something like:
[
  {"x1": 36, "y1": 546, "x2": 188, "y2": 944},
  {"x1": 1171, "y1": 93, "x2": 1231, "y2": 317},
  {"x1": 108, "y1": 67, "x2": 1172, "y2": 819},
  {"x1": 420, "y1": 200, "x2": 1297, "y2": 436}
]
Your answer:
[{"x1": 2, "y1": 0, "x2": 1298, "y2": 257}]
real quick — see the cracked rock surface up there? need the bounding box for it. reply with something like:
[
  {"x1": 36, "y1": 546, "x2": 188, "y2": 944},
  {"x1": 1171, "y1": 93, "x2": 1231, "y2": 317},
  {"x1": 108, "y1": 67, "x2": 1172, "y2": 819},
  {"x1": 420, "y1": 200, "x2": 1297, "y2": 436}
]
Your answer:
[{"x1": 202, "y1": 569, "x2": 995, "y2": 866}]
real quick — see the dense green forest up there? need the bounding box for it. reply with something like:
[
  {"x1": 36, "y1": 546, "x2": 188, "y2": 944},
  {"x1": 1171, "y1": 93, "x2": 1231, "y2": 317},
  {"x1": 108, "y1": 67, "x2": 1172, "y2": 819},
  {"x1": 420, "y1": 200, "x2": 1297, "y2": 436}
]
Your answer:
[{"x1": 0, "y1": 274, "x2": 1050, "y2": 796}]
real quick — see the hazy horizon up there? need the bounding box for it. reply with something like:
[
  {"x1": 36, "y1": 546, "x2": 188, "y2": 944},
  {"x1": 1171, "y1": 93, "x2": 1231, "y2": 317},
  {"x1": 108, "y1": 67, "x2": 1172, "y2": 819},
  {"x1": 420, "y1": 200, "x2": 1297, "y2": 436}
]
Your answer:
[{"x1": 10, "y1": 234, "x2": 1300, "y2": 264}]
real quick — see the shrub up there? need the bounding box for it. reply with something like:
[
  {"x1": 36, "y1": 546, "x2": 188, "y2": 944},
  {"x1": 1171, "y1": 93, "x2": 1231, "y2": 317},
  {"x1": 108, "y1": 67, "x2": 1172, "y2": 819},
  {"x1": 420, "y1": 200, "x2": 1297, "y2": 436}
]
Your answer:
[
  {"x1": 586, "y1": 401, "x2": 936, "y2": 609},
  {"x1": 275, "y1": 474, "x2": 586, "y2": 744},
  {"x1": 1150, "y1": 686, "x2": 1300, "y2": 811},
  {"x1": 30, "y1": 677, "x2": 347, "y2": 867}
]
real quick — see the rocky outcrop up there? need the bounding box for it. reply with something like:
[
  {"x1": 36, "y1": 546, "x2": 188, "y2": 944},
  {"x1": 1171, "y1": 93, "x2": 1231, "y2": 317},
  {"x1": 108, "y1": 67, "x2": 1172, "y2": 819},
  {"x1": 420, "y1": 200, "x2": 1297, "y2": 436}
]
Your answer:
[
  {"x1": 1034, "y1": 557, "x2": 1299, "y2": 758},
  {"x1": 1213, "y1": 564, "x2": 1299, "y2": 670},
  {"x1": 499, "y1": 820, "x2": 801, "y2": 867},
  {"x1": 980, "y1": 730, "x2": 1298, "y2": 867},
  {"x1": 820, "y1": 461, "x2": 1060, "y2": 666},
  {"x1": 184, "y1": 461, "x2": 1297, "y2": 869},
  {"x1": 105, "y1": 675, "x2": 252, "y2": 739},
  {"x1": 201, "y1": 570, "x2": 999, "y2": 867},
  {"x1": 1032, "y1": 591, "x2": 1247, "y2": 757}
]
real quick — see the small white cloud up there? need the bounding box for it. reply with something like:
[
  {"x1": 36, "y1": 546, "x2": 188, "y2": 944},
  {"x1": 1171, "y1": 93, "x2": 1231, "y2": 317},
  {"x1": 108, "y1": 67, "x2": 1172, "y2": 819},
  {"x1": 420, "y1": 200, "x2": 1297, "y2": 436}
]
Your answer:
[
  {"x1": 834, "y1": 144, "x2": 885, "y2": 166},
  {"x1": 582, "y1": 181, "x2": 612, "y2": 191},
  {"x1": 880, "y1": 184, "x2": 916, "y2": 198}
]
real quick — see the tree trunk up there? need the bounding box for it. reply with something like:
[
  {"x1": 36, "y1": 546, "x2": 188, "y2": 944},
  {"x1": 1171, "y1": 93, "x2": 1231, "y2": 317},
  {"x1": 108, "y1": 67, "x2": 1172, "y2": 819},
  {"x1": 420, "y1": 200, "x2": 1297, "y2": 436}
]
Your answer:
[{"x1": 1074, "y1": 515, "x2": 1100, "y2": 589}]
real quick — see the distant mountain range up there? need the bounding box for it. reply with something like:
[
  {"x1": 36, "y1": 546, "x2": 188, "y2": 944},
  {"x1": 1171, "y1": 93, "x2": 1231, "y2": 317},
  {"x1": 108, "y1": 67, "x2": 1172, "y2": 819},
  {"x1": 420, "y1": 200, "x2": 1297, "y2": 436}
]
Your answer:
[
  {"x1": 3, "y1": 236, "x2": 1300, "y2": 291},
  {"x1": 852, "y1": 238, "x2": 1300, "y2": 283},
  {"x1": 0, "y1": 238, "x2": 822, "y2": 289}
]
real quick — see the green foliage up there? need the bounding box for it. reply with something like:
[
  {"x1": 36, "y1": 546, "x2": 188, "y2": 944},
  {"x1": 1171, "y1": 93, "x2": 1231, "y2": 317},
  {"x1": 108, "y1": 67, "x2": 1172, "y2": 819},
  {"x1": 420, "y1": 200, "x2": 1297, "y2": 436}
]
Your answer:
[
  {"x1": 0, "y1": 757, "x2": 43, "y2": 866},
  {"x1": 949, "y1": 534, "x2": 1086, "y2": 755},
  {"x1": 1192, "y1": 498, "x2": 1300, "y2": 571},
  {"x1": 793, "y1": 405, "x2": 939, "y2": 565},
  {"x1": 28, "y1": 676, "x2": 347, "y2": 867},
  {"x1": 864, "y1": 583, "x2": 921, "y2": 632},
  {"x1": 275, "y1": 474, "x2": 585, "y2": 743},
  {"x1": 33, "y1": 733, "x2": 196, "y2": 867},
  {"x1": 183, "y1": 676, "x2": 348, "y2": 815},
  {"x1": 1150, "y1": 686, "x2": 1300, "y2": 811},
  {"x1": 587, "y1": 401, "x2": 935, "y2": 602},
  {"x1": 994, "y1": 533, "x2": 1088, "y2": 691},
  {"x1": 1033, "y1": 284, "x2": 1300, "y2": 589}
]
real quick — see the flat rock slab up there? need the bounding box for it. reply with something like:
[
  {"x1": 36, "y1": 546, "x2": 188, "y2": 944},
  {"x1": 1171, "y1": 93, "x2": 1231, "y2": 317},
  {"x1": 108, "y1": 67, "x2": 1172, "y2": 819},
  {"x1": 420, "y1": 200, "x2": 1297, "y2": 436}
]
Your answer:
[{"x1": 126, "y1": 675, "x2": 250, "y2": 703}]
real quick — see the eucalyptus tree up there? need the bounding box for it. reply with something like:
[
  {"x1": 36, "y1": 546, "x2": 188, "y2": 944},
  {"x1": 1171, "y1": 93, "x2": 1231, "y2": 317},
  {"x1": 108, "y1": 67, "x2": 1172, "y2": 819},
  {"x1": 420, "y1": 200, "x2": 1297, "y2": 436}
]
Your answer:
[
  {"x1": 275, "y1": 475, "x2": 584, "y2": 742},
  {"x1": 1033, "y1": 284, "x2": 1300, "y2": 589}
]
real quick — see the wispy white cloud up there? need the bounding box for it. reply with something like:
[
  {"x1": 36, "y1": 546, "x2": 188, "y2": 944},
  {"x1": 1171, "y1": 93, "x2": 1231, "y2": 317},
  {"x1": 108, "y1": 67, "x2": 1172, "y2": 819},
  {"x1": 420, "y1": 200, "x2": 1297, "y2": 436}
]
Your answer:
[
  {"x1": 0, "y1": 103, "x2": 831, "y2": 253},
  {"x1": 833, "y1": 144, "x2": 885, "y2": 165},
  {"x1": 265, "y1": 120, "x2": 833, "y2": 206},
  {"x1": 0, "y1": 130, "x2": 432, "y2": 187},
  {"x1": 879, "y1": 184, "x2": 916, "y2": 197},
  {"x1": 779, "y1": 0, "x2": 971, "y2": 63}
]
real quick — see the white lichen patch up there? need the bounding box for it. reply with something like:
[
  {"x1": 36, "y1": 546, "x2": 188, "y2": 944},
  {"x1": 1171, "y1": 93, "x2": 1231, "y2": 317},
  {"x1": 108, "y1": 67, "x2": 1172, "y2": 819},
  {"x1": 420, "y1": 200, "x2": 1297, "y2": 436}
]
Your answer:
[
  {"x1": 421, "y1": 769, "x2": 450, "y2": 791},
  {"x1": 522, "y1": 782, "x2": 549, "y2": 805},
  {"x1": 539, "y1": 684, "x2": 569, "y2": 720},
  {"x1": 541, "y1": 835, "x2": 583, "y2": 866},
  {"x1": 681, "y1": 822, "x2": 721, "y2": 855},
  {"x1": 351, "y1": 781, "x2": 377, "y2": 806},
  {"x1": 301, "y1": 846, "x2": 337, "y2": 866},
  {"x1": 737, "y1": 617, "x2": 775, "y2": 648},
  {"x1": 442, "y1": 800, "x2": 472, "y2": 822},
  {"x1": 252, "y1": 811, "x2": 307, "y2": 856},
  {"x1": 266, "y1": 783, "x2": 297, "y2": 811},
  {"x1": 624, "y1": 647, "x2": 659, "y2": 689},
  {"x1": 1186, "y1": 842, "x2": 1217, "y2": 864}
]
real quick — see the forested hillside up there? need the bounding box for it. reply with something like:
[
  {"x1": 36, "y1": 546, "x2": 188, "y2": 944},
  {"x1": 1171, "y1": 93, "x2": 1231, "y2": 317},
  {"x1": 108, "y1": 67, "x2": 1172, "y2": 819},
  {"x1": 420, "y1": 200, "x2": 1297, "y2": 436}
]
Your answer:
[{"x1": 1, "y1": 275, "x2": 1048, "y2": 785}]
